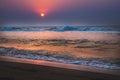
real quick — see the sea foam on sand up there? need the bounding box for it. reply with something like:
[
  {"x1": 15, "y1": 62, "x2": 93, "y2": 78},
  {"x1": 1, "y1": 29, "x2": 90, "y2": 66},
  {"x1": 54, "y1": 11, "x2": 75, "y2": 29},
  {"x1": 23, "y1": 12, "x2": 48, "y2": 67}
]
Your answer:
[{"x1": 0, "y1": 47, "x2": 120, "y2": 70}]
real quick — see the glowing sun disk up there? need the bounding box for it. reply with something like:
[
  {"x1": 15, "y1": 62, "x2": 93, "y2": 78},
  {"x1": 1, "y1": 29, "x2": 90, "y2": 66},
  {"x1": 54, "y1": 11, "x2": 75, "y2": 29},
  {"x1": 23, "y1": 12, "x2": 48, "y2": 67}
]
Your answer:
[{"x1": 40, "y1": 13, "x2": 45, "y2": 17}]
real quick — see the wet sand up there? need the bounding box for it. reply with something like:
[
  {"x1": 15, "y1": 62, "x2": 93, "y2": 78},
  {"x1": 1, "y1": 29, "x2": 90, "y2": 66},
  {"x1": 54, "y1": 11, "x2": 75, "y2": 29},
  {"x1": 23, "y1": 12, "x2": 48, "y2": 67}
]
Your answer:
[{"x1": 0, "y1": 56, "x2": 120, "y2": 80}]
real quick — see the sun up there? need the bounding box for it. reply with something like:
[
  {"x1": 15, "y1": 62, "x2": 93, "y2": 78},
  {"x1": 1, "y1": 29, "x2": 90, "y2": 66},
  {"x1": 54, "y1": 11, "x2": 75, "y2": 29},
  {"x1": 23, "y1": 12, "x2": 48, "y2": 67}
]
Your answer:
[{"x1": 40, "y1": 13, "x2": 45, "y2": 17}]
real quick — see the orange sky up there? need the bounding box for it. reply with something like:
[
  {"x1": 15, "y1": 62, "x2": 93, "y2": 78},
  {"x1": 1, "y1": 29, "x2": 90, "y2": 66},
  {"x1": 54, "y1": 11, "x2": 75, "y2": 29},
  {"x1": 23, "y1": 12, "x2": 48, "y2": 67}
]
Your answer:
[{"x1": 1, "y1": 0, "x2": 100, "y2": 15}]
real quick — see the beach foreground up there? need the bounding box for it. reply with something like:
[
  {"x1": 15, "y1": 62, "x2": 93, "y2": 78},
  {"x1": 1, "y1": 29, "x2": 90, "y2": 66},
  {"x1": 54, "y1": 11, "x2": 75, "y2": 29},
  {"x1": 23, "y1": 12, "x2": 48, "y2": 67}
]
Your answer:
[
  {"x1": 0, "y1": 31, "x2": 120, "y2": 79},
  {"x1": 0, "y1": 56, "x2": 120, "y2": 80}
]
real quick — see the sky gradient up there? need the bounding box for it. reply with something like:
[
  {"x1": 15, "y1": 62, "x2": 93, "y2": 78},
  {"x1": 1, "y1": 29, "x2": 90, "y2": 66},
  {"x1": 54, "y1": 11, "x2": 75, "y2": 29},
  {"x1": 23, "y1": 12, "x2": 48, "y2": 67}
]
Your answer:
[{"x1": 0, "y1": 0, "x2": 120, "y2": 26}]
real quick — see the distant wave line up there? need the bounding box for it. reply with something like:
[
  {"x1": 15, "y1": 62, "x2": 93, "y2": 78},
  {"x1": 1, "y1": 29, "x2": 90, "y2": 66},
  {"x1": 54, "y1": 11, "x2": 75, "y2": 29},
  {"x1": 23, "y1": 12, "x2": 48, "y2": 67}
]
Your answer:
[{"x1": 0, "y1": 26, "x2": 120, "y2": 32}]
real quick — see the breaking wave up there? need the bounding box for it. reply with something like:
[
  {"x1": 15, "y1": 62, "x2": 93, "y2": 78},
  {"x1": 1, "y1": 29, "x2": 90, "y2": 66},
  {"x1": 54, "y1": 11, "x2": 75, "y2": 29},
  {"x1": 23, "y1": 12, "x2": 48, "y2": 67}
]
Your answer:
[
  {"x1": 0, "y1": 47, "x2": 120, "y2": 70},
  {"x1": 0, "y1": 26, "x2": 120, "y2": 32}
]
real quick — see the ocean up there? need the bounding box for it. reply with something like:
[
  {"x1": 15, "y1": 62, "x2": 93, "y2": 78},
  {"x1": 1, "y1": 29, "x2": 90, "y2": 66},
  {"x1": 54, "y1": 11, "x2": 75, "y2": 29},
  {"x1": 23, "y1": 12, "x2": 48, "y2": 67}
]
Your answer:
[
  {"x1": 0, "y1": 26, "x2": 120, "y2": 70},
  {"x1": 0, "y1": 26, "x2": 120, "y2": 32}
]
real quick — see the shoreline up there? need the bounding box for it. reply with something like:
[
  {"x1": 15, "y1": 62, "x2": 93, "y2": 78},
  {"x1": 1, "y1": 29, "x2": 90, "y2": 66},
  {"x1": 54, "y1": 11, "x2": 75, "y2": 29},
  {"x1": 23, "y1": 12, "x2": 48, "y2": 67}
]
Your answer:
[
  {"x1": 0, "y1": 46, "x2": 120, "y2": 70},
  {"x1": 0, "y1": 56, "x2": 120, "y2": 80},
  {"x1": 0, "y1": 56, "x2": 120, "y2": 76},
  {"x1": 0, "y1": 31, "x2": 120, "y2": 79}
]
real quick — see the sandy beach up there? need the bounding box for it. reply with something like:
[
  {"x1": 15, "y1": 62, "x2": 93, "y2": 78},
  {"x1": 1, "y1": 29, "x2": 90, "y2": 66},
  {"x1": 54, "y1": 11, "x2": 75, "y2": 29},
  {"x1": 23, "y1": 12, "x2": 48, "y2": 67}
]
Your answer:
[{"x1": 0, "y1": 56, "x2": 120, "y2": 80}]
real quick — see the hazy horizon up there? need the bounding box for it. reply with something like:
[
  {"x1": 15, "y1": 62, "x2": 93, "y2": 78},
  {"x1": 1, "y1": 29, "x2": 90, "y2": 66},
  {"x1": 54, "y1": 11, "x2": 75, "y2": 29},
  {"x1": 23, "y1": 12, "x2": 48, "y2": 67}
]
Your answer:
[{"x1": 0, "y1": 0, "x2": 120, "y2": 26}]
